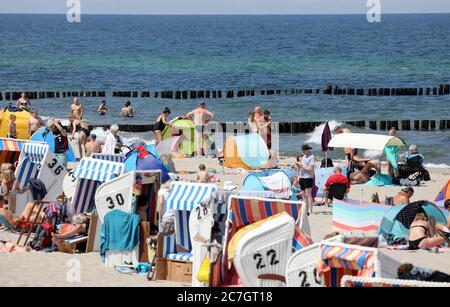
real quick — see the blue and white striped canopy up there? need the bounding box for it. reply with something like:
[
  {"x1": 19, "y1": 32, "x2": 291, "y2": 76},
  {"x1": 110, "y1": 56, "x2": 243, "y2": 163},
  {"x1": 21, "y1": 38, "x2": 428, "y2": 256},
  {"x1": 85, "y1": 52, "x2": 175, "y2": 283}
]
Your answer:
[
  {"x1": 23, "y1": 143, "x2": 48, "y2": 163},
  {"x1": 90, "y1": 153, "x2": 125, "y2": 163},
  {"x1": 73, "y1": 158, "x2": 124, "y2": 182},
  {"x1": 165, "y1": 182, "x2": 217, "y2": 211}
]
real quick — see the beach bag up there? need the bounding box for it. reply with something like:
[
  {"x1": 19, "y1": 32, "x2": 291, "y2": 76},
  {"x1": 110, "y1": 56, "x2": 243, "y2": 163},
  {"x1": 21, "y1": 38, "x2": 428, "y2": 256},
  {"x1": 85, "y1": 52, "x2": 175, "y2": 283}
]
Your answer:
[
  {"x1": 197, "y1": 256, "x2": 211, "y2": 283},
  {"x1": 29, "y1": 222, "x2": 54, "y2": 251}
]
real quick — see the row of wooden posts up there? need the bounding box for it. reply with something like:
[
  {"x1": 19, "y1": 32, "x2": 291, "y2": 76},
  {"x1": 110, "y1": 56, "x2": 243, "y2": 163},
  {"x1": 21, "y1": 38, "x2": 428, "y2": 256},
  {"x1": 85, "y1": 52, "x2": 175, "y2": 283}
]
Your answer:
[
  {"x1": 89, "y1": 119, "x2": 450, "y2": 133},
  {"x1": 1, "y1": 84, "x2": 449, "y2": 101}
]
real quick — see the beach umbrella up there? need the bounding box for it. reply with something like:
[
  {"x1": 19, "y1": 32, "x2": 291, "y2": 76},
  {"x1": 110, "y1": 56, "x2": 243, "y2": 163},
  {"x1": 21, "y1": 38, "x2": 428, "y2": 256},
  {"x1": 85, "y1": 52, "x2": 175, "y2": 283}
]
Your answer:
[
  {"x1": 321, "y1": 121, "x2": 333, "y2": 167},
  {"x1": 124, "y1": 145, "x2": 171, "y2": 183}
]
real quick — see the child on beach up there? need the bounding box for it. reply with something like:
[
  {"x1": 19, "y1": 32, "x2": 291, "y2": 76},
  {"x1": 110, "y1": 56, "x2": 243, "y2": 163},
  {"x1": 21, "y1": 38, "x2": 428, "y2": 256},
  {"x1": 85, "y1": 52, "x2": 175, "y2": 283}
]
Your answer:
[
  {"x1": 196, "y1": 164, "x2": 209, "y2": 183},
  {"x1": 7, "y1": 114, "x2": 17, "y2": 139},
  {"x1": 290, "y1": 176, "x2": 302, "y2": 201}
]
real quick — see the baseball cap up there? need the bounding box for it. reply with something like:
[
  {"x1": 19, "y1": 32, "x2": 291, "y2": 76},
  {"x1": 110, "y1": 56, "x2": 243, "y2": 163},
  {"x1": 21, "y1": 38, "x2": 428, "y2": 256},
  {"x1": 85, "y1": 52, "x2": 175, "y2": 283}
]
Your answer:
[{"x1": 301, "y1": 144, "x2": 312, "y2": 151}]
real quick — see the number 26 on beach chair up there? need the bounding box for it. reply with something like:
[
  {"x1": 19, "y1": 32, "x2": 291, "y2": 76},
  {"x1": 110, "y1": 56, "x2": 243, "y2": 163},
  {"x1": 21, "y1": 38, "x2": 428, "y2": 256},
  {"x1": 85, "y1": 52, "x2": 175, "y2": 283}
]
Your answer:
[
  {"x1": 14, "y1": 142, "x2": 67, "y2": 214},
  {"x1": 220, "y1": 196, "x2": 312, "y2": 286},
  {"x1": 155, "y1": 182, "x2": 217, "y2": 284}
]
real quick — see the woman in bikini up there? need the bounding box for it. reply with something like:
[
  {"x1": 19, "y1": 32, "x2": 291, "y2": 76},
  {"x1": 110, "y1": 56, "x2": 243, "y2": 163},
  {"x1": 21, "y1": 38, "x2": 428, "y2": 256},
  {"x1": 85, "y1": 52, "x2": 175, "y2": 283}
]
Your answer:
[
  {"x1": 408, "y1": 213, "x2": 449, "y2": 250},
  {"x1": 153, "y1": 107, "x2": 172, "y2": 143}
]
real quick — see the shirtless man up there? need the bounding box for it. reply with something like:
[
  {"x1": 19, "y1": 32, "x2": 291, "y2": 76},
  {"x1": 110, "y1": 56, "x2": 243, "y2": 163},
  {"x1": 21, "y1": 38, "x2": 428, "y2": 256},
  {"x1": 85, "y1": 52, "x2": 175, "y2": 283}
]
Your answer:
[
  {"x1": 196, "y1": 164, "x2": 209, "y2": 183},
  {"x1": 254, "y1": 106, "x2": 262, "y2": 121},
  {"x1": 70, "y1": 97, "x2": 83, "y2": 121},
  {"x1": 187, "y1": 102, "x2": 214, "y2": 157},
  {"x1": 84, "y1": 134, "x2": 101, "y2": 157},
  {"x1": 28, "y1": 109, "x2": 45, "y2": 135},
  {"x1": 16, "y1": 93, "x2": 31, "y2": 110},
  {"x1": 392, "y1": 187, "x2": 414, "y2": 205}
]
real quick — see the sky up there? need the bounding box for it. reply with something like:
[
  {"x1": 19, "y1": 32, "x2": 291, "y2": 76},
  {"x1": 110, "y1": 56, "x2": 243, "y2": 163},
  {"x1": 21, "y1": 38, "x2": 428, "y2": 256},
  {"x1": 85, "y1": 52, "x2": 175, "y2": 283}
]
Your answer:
[{"x1": 1, "y1": 0, "x2": 450, "y2": 15}]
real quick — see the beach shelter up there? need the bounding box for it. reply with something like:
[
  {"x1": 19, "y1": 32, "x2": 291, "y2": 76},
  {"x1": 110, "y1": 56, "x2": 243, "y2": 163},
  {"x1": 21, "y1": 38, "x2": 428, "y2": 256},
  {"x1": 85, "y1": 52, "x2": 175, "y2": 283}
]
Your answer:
[
  {"x1": 332, "y1": 199, "x2": 391, "y2": 234},
  {"x1": 162, "y1": 117, "x2": 195, "y2": 156},
  {"x1": 328, "y1": 133, "x2": 406, "y2": 151},
  {"x1": 69, "y1": 158, "x2": 125, "y2": 215},
  {"x1": 378, "y1": 201, "x2": 447, "y2": 244},
  {"x1": 31, "y1": 127, "x2": 76, "y2": 163},
  {"x1": 0, "y1": 138, "x2": 27, "y2": 165},
  {"x1": 435, "y1": 180, "x2": 450, "y2": 202},
  {"x1": 155, "y1": 182, "x2": 217, "y2": 283},
  {"x1": 241, "y1": 171, "x2": 292, "y2": 199},
  {"x1": 124, "y1": 145, "x2": 170, "y2": 183},
  {"x1": 94, "y1": 170, "x2": 161, "y2": 263},
  {"x1": 316, "y1": 242, "x2": 400, "y2": 287},
  {"x1": 14, "y1": 142, "x2": 67, "y2": 214},
  {"x1": 0, "y1": 105, "x2": 31, "y2": 140},
  {"x1": 230, "y1": 212, "x2": 297, "y2": 287},
  {"x1": 220, "y1": 196, "x2": 311, "y2": 285},
  {"x1": 224, "y1": 134, "x2": 269, "y2": 170}
]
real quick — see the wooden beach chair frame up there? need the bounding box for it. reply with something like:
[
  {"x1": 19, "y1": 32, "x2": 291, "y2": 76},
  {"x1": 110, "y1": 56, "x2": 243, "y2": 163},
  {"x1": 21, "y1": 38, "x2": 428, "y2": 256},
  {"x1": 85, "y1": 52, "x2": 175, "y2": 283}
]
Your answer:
[{"x1": 57, "y1": 212, "x2": 98, "y2": 254}]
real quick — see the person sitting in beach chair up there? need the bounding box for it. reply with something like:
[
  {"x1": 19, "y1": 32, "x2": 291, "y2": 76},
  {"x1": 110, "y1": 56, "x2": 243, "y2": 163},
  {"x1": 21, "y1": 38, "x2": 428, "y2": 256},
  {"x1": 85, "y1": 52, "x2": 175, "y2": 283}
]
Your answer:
[
  {"x1": 323, "y1": 166, "x2": 350, "y2": 206},
  {"x1": 407, "y1": 212, "x2": 450, "y2": 250},
  {"x1": 0, "y1": 196, "x2": 45, "y2": 231},
  {"x1": 397, "y1": 145, "x2": 430, "y2": 182},
  {"x1": 51, "y1": 213, "x2": 90, "y2": 252}
]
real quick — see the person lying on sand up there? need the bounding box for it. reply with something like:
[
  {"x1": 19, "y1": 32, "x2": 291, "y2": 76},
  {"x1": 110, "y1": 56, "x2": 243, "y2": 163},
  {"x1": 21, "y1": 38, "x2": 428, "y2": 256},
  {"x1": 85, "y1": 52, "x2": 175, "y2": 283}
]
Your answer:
[
  {"x1": 407, "y1": 212, "x2": 450, "y2": 250},
  {"x1": 0, "y1": 198, "x2": 45, "y2": 229},
  {"x1": 349, "y1": 160, "x2": 380, "y2": 184},
  {"x1": 392, "y1": 187, "x2": 414, "y2": 205}
]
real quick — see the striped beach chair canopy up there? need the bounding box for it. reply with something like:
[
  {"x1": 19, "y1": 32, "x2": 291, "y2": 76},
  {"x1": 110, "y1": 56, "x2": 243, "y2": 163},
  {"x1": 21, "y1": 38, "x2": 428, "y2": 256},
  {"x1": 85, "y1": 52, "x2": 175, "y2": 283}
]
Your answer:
[
  {"x1": 317, "y1": 242, "x2": 377, "y2": 287},
  {"x1": 73, "y1": 158, "x2": 125, "y2": 182},
  {"x1": 71, "y1": 158, "x2": 125, "y2": 215},
  {"x1": 90, "y1": 153, "x2": 125, "y2": 163},
  {"x1": 16, "y1": 142, "x2": 49, "y2": 189},
  {"x1": 164, "y1": 182, "x2": 217, "y2": 258},
  {"x1": 0, "y1": 138, "x2": 27, "y2": 166},
  {"x1": 332, "y1": 198, "x2": 391, "y2": 234}
]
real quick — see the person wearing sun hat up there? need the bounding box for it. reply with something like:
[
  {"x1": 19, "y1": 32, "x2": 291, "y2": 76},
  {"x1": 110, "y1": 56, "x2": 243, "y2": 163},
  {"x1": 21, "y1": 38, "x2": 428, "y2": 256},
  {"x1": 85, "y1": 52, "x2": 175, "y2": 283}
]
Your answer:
[{"x1": 295, "y1": 144, "x2": 315, "y2": 215}]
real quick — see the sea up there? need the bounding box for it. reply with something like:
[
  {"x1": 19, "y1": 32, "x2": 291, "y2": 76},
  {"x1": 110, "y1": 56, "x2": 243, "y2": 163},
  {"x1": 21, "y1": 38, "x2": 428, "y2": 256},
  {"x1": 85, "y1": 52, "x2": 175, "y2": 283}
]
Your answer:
[{"x1": 0, "y1": 14, "x2": 449, "y2": 165}]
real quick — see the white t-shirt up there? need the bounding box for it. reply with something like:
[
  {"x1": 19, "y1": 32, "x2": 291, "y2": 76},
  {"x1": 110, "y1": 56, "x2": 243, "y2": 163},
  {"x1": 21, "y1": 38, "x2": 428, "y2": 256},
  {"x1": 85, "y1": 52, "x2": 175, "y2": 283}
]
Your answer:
[
  {"x1": 299, "y1": 154, "x2": 315, "y2": 178},
  {"x1": 102, "y1": 132, "x2": 117, "y2": 154}
]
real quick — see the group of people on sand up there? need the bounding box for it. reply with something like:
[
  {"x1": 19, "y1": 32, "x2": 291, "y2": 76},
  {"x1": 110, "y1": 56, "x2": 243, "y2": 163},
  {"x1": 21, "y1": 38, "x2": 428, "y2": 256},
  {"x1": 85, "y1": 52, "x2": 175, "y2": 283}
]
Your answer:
[{"x1": 333, "y1": 125, "x2": 429, "y2": 185}]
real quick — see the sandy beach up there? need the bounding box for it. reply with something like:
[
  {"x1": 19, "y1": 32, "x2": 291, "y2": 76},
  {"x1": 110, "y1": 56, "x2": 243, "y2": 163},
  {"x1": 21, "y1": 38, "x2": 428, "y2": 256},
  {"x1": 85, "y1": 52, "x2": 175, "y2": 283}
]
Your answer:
[{"x1": 0, "y1": 155, "x2": 448, "y2": 287}]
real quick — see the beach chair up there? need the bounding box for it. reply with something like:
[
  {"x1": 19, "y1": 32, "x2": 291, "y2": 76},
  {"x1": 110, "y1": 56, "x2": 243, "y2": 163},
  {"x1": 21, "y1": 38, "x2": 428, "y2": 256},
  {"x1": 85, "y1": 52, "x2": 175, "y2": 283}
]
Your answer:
[
  {"x1": 0, "y1": 137, "x2": 27, "y2": 166},
  {"x1": 231, "y1": 212, "x2": 296, "y2": 287},
  {"x1": 316, "y1": 241, "x2": 401, "y2": 287},
  {"x1": 14, "y1": 142, "x2": 67, "y2": 214},
  {"x1": 220, "y1": 196, "x2": 311, "y2": 285},
  {"x1": 286, "y1": 235, "x2": 341, "y2": 287},
  {"x1": 332, "y1": 198, "x2": 390, "y2": 234},
  {"x1": 189, "y1": 194, "x2": 228, "y2": 287},
  {"x1": 155, "y1": 182, "x2": 217, "y2": 284},
  {"x1": 57, "y1": 212, "x2": 98, "y2": 254},
  {"x1": 95, "y1": 171, "x2": 161, "y2": 264},
  {"x1": 341, "y1": 275, "x2": 450, "y2": 287}
]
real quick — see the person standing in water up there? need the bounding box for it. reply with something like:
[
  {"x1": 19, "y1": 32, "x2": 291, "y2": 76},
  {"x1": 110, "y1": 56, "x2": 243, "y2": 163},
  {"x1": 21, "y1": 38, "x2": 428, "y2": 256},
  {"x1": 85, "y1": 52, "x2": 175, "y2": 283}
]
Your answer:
[
  {"x1": 97, "y1": 100, "x2": 109, "y2": 115},
  {"x1": 70, "y1": 97, "x2": 83, "y2": 121},
  {"x1": 153, "y1": 107, "x2": 172, "y2": 144},
  {"x1": 16, "y1": 93, "x2": 31, "y2": 111},
  {"x1": 121, "y1": 101, "x2": 134, "y2": 117},
  {"x1": 187, "y1": 102, "x2": 214, "y2": 157}
]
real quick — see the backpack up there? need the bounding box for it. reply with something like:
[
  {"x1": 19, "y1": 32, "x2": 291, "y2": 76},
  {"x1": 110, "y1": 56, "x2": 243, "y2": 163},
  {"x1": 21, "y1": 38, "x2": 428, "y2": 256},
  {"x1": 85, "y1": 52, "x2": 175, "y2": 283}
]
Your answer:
[{"x1": 29, "y1": 221, "x2": 54, "y2": 251}]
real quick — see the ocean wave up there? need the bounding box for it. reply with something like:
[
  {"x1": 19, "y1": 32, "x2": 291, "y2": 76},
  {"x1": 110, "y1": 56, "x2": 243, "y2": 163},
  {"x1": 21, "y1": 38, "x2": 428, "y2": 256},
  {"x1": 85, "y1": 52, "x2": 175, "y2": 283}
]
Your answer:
[{"x1": 305, "y1": 120, "x2": 343, "y2": 144}]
